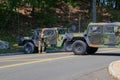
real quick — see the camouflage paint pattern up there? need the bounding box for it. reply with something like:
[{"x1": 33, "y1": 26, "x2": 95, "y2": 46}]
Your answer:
[
  {"x1": 86, "y1": 22, "x2": 120, "y2": 48},
  {"x1": 39, "y1": 28, "x2": 67, "y2": 48}
]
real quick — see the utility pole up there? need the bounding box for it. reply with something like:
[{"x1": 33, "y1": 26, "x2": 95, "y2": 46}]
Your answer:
[
  {"x1": 92, "y1": 0, "x2": 97, "y2": 22},
  {"x1": 78, "y1": 14, "x2": 81, "y2": 33}
]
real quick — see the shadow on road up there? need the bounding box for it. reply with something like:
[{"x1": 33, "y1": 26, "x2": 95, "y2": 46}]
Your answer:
[
  {"x1": 0, "y1": 50, "x2": 67, "y2": 56},
  {"x1": 1, "y1": 50, "x2": 120, "y2": 57},
  {"x1": 0, "y1": 52, "x2": 25, "y2": 56},
  {"x1": 91, "y1": 52, "x2": 120, "y2": 56}
]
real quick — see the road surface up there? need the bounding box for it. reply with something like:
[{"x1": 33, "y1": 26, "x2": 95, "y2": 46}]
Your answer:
[{"x1": 0, "y1": 48, "x2": 120, "y2": 80}]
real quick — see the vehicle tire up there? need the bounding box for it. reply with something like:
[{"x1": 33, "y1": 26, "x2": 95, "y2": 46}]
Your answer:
[
  {"x1": 72, "y1": 40, "x2": 87, "y2": 55},
  {"x1": 64, "y1": 41, "x2": 72, "y2": 52},
  {"x1": 24, "y1": 42, "x2": 34, "y2": 54},
  {"x1": 87, "y1": 47, "x2": 98, "y2": 54}
]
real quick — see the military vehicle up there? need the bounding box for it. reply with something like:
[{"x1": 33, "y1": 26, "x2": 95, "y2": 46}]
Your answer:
[
  {"x1": 69, "y1": 22, "x2": 120, "y2": 55},
  {"x1": 18, "y1": 28, "x2": 41, "y2": 46},
  {"x1": 18, "y1": 28, "x2": 73, "y2": 53}
]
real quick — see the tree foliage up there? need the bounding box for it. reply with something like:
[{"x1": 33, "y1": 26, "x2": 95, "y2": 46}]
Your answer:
[{"x1": 0, "y1": 0, "x2": 120, "y2": 33}]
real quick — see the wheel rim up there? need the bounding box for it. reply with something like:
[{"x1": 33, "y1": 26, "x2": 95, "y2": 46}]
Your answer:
[
  {"x1": 25, "y1": 44, "x2": 32, "y2": 53},
  {"x1": 74, "y1": 44, "x2": 83, "y2": 53}
]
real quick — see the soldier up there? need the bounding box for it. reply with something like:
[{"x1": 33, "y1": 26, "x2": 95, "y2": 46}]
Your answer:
[{"x1": 38, "y1": 30, "x2": 45, "y2": 54}]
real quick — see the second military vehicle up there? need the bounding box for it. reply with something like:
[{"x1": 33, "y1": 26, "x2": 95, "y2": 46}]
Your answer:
[
  {"x1": 18, "y1": 28, "x2": 74, "y2": 53},
  {"x1": 70, "y1": 22, "x2": 120, "y2": 55}
]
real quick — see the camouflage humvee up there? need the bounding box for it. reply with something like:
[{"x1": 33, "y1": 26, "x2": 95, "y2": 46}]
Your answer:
[
  {"x1": 69, "y1": 22, "x2": 120, "y2": 55},
  {"x1": 18, "y1": 28, "x2": 41, "y2": 46},
  {"x1": 18, "y1": 28, "x2": 73, "y2": 54}
]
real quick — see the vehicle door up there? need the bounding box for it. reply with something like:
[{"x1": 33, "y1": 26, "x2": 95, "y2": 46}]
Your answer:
[
  {"x1": 57, "y1": 28, "x2": 66, "y2": 47},
  {"x1": 103, "y1": 25, "x2": 120, "y2": 47},
  {"x1": 86, "y1": 26, "x2": 103, "y2": 47},
  {"x1": 43, "y1": 29, "x2": 58, "y2": 45},
  {"x1": 115, "y1": 27, "x2": 120, "y2": 46}
]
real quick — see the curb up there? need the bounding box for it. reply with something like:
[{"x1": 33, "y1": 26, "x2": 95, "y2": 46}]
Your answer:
[
  {"x1": 0, "y1": 52, "x2": 24, "y2": 56},
  {"x1": 108, "y1": 61, "x2": 120, "y2": 80}
]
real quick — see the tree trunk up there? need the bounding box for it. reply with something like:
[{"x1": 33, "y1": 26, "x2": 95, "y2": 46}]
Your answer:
[{"x1": 31, "y1": 7, "x2": 35, "y2": 17}]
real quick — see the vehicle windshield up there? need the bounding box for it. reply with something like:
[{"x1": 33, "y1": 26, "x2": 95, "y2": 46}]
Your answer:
[
  {"x1": 43, "y1": 30, "x2": 56, "y2": 37},
  {"x1": 89, "y1": 26, "x2": 102, "y2": 33}
]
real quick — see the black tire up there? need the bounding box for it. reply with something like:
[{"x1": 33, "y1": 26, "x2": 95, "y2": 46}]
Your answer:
[
  {"x1": 72, "y1": 40, "x2": 87, "y2": 55},
  {"x1": 64, "y1": 41, "x2": 72, "y2": 52},
  {"x1": 24, "y1": 42, "x2": 34, "y2": 54},
  {"x1": 87, "y1": 47, "x2": 98, "y2": 54}
]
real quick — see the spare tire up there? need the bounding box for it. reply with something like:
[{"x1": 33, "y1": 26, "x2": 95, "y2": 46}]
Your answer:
[
  {"x1": 72, "y1": 40, "x2": 87, "y2": 55},
  {"x1": 24, "y1": 42, "x2": 34, "y2": 54}
]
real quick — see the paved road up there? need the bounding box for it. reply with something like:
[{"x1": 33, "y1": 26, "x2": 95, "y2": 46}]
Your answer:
[{"x1": 0, "y1": 48, "x2": 120, "y2": 80}]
